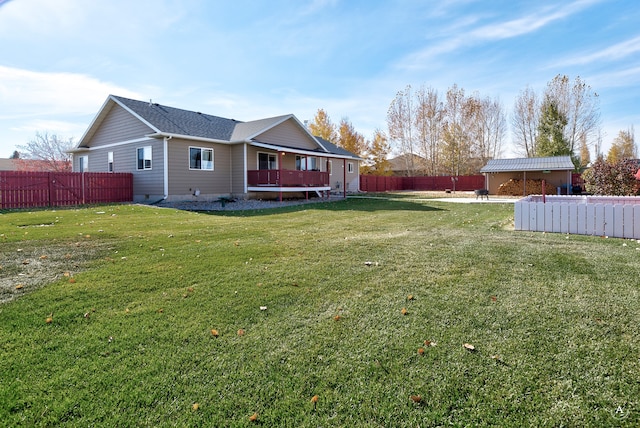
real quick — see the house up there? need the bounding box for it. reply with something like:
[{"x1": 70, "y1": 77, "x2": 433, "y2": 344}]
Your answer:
[
  {"x1": 69, "y1": 95, "x2": 361, "y2": 202},
  {"x1": 0, "y1": 158, "x2": 18, "y2": 171},
  {"x1": 388, "y1": 153, "x2": 428, "y2": 176},
  {"x1": 480, "y1": 156, "x2": 576, "y2": 195}
]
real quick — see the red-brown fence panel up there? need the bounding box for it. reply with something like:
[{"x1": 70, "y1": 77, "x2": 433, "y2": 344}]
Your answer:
[
  {"x1": 0, "y1": 171, "x2": 132, "y2": 209},
  {"x1": 360, "y1": 175, "x2": 485, "y2": 192}
]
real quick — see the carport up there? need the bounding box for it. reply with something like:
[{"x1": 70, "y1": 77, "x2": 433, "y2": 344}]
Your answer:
[{"x1": 480, "y1": 156, "x2": 575, "y2": 196}]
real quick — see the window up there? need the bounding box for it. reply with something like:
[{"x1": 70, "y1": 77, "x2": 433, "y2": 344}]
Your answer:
[
  {"x1": 78, "y1": 155, "x2": 88, "y2": 172},
  {"x1": 296, "y1": 155, "x2": 318, "y2": 171},
  {"x1": 258, "y1": 152, "x2": 277, "y2": 170},
  {"x1": 348, "y1": 162, "x2": 354, "y2": 173},
  {"x1": 108, "y1": 151, "x2": 114, "y2": 172},
  {"x1": 137, "y1": 146, "x2": 152, "y2": 170},
  {"x1": 189, "y1": 147, "x2": 214, "y2": 170}
]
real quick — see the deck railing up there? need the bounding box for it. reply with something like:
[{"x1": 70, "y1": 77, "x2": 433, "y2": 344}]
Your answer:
[{"x1": 247, "y1": 170, "x2": 330, "y2": 187}]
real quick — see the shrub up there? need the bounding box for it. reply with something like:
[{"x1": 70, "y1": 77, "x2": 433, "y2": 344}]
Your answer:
[{"x1": 582, "y1": 157, "x2": 639, "y2": 195}]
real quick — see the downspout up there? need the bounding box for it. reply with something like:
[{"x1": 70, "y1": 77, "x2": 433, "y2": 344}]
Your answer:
[
  {"x1": 243, "y1": 143, "x2": 248, "y2": 195},
  {"x1": 343, "y1": 159, "x2": 347, "y2": 199},
  {"x1": 163, "y1": 136, "x2": 171, "y2": 199}
]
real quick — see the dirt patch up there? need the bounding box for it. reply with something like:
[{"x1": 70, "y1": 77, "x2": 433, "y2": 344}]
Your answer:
[{"x1": 0, "y1": 240, "x2": 107, "y2": 304}]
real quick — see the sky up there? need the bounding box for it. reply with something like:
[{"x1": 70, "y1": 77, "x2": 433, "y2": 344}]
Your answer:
[{"x1": 0, "y1": 0, "x2": 638, "y2": 159}]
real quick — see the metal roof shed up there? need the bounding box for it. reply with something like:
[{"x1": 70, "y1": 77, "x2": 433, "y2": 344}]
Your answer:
[{"x1": 480, "y1": 156, "x2": 575, "y2": 195}]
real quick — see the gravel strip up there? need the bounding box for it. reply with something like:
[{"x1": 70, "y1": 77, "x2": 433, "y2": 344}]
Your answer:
[{"x1": 154, "y1": 195, "x2": 347, "y2": 211}]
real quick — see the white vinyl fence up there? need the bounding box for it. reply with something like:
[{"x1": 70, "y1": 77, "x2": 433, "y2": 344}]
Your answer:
[{"x1": 514, "y1": 195, "x2": 640, "y2": 239}]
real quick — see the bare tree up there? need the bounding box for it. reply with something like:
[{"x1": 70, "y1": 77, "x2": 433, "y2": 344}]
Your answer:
[
  {"x1": 16, "y1": 132, "x2": 73, "y2": 172},
  {"x1": 544, "y1": 74, "x2": 601, "y2": 155},
  {"x1": 476, "y1": 96, "x2": 506, "y2": 162},
  {"x1": 387, "y1": 85, "x2": 416, "y2": 175},
  {"x1": 414, "y1": 86, "x2": 443, "y2": 175},
  {"x1": 512, "y1": 86, "x2": 540, "y2": 157}
]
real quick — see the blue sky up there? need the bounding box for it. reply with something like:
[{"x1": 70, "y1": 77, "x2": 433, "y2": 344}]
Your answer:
[{"x1": 0, "y1": 0, "x2": 638, "y2": 158}]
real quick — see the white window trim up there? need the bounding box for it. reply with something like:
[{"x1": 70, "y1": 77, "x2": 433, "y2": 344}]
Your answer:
[
  {"x1": 257, "y1": 151, "x2": 278, "y2": 170},
  {"x1": 296, "y1": 155, "x2": 318, "y2": 171},
  {"x1": 347, "y1": 162, "x2": 354, "y2": 173},
  {"x1": 78, "y1": 155, "x2": 88, "y2": 172},
  {"x1": 108, "y1": 151, "x2": 114, "y2": 172},
  {"x1": 137, "y1": 146, "x2": 152, "y2": 170},
  {"x1": 189, "y1": 146, "x2": 214, "y2": 171}
]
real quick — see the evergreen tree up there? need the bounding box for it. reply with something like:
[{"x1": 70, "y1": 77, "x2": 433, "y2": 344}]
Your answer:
[{"x1": 535, "y1": 98, "x2": 571, "y2": 158}]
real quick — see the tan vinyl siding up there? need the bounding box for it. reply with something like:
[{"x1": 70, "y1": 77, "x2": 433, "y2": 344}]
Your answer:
[
  {"x1": 90, "y1": 104, "x2": 154, "y2": 147},
  {"x1": 230, "y1": 143, "x2": 246, "y2": 195},
  {"x1": 255, "y1": 118, "x2": 319, "y2": 150},
  {"x1": 132, "y1": 140, "x2": 164, "y2": 201},
  {"x1": 166, "y1": 138, "x2": 232, "y2": 198}
]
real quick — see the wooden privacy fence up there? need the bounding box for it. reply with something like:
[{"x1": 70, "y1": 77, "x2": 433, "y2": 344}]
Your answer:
[
  {"x1": 360, "y1": 175, "x2": 485, "y2": 192},
  {"x1": 515, "y1": 195, "x2": 640, "y2": 239},
  {"x1": 0, "y1": 171, "x2": 133, "y2": 209}
]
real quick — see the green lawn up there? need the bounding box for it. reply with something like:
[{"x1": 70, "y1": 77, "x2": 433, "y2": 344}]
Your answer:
[{"x1": 0, "y1": 197, "x2": 638, "y2": 427}]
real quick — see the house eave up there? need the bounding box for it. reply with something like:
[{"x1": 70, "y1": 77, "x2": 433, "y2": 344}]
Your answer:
[
  {"x1": 146, "y1": 132, "x2": 232, "y2": 144},
  {"x1": 250, "y1": 141, "x2": 359, "y2": 160}
]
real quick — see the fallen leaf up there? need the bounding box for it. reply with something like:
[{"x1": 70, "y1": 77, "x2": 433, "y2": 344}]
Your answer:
[
  {"x1": 401, "y1": 308, "x2": 408, "y2": 315},
  {"x1": 45, "y1": 317, "x2": 53, "y2": 324},
  {"x1": 39, "y1": 255, "x2": 48, "y2": 260},
  {"x1": 410, "y1": 395, "x2": 422, "y2": 403},
  {"x1": 84, "y1": 312, "x2": 90, "y2": 319},
  {"x1": 237, "y1": 329, "x2": 245, "y2": 336},
  {"x1": 333, "y1": 315, "x2": 341, "y2": 321},
  {"x1": 424, "y1": 340, "x2": 437, "y2": 347},
  {"x1": 211, "y1": 329, "x2": 219, "y2": 337},
  {"x1": 187, "y1": 287, "x2": 194, "y2": 293},
  {"x1": 192, "y1": 403, "x2": 199, "y2": 411},
  {"x1": 463, "y1": 343, "x2": 476, "y2": 352},
  {"x1": 249, "y1": 412, "x2": 258, "y2": 422},
  {"x1": 69, "y1": 278, "x2": 76, "y2": 284},
  {"x1": 490, "y1": 296, "x2": 497, "y2": 302},
  {"x1": 407, "y1": 294, "x2": 414, "y2": 301},
  {"x1": 15, "y1": 284, "x2": 24, "y2": 290},
  {"x1": 260, "y1": 306, "x2": 267, "y2": 311},
  {"x1": 158, "y1": 308, "x2": 164, "y2": 313},
  {"x1": 418, "y1": 347, "x2": 425, "y2": 355},
  {"x1": 311, "y1": 395, "x2": 319, "y2": 403},
  {"x1": 63, "y1": 272, "x2": 70, "y2": 277}
]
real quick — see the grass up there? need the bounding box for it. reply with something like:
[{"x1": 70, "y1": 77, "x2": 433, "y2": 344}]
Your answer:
[{"x1": 0, "y1": 196, "x2": 639, "y2": 427}]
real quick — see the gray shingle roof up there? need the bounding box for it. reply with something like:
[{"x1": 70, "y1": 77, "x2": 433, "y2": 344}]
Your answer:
[
  {"x1": 314, "y1": 136, "x2": 361, "y2": 159},
  {"x1": 230, "y1": 115, "x2": 291, "y2": 141},
  {"x1": 113, "y1": 96, "x2": 239, "y2": 141},
  {"x1": 480, "y1": 156, "x2": 575, "y2": 173}
]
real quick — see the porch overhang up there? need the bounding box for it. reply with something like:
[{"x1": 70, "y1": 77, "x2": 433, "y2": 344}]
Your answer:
[
  {"x1": 247, "y1": 186, "x2": 331, "y2": 193},
  {"x1": 250, "y1": 141, "x2": 357, "y2": 160}
]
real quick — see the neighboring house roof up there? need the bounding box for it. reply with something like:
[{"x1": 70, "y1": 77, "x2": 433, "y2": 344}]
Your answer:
[
  {"x1": 388, "y1": 153, "x2": 428, "y2": 172},
  {"x1": 0, "y1": 158, "x2": 17, "y2": 171},
  {"x1": 74, "y1": 95, "x2": 359, "y2": 160},
  {"x1": 480, "y1": 156, "x2": 575, "y2": 173}
]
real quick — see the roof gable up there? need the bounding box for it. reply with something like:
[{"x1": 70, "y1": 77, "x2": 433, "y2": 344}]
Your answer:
[
  {"x1": 480, "y1": 156, "x2": 575, "y2": 173},
  {"x1": 113, "y1": 96, "x2": 238, "y2": 141}
]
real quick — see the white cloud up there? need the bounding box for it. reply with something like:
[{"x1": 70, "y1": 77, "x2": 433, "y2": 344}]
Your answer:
[
  {"x1": 552, "y1": 35, "x2": 640, "y2": 67},
  {"x1": 397, "y1": 0, "x2": 601, "y2": 70},
  {"x1": 0, "y1": 65, "x2": 141, "y2": 119}
]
